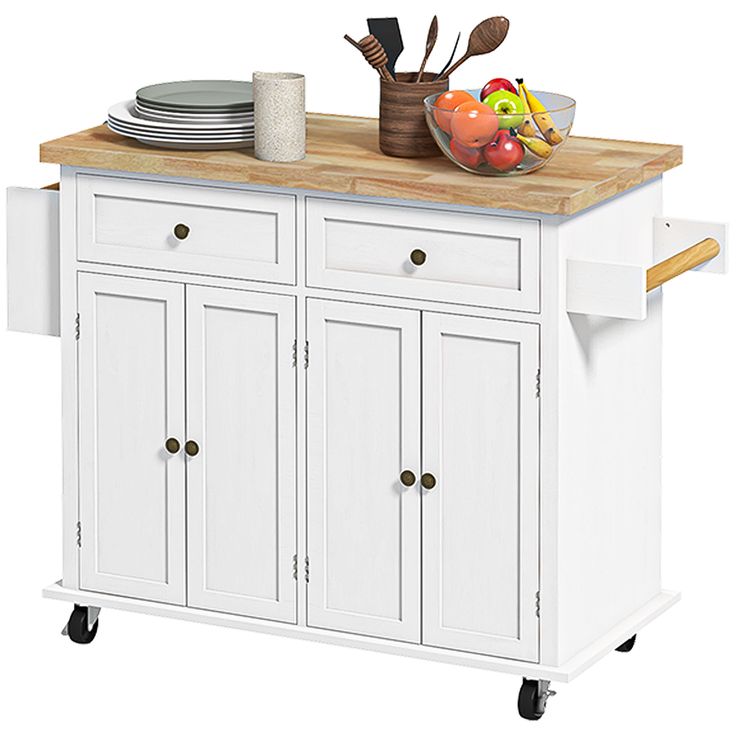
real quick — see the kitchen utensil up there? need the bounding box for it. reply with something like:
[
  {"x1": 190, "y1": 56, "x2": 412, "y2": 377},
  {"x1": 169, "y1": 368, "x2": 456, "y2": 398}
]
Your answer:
[
  {"x1": 433, "y1": 32, "x2": 461, "y2": 81},
  {"x1": 437, "y1": 17, "x2": 509, "y2": 81},
  {"x1": 424, "y1": 88, "x2": 575, "y2": 175},
  {"x1": 367, "y1": 17, "x2": 403, "y2": 78},
  {"x1": 136, "y1": 80, "x2": 253, "y2": 110},
  {"x1": 253, "y1": 72, "x2": 306, "y2": 162},
  {"x1": 379, "y1": 72, "x2": 448, "y2": 158},
  {"x1": 344, "y1": 34, "x2": 393, "y2": 81},
  {"x1": 415, "y1": 15, "x2": 438, "y2": 82}
]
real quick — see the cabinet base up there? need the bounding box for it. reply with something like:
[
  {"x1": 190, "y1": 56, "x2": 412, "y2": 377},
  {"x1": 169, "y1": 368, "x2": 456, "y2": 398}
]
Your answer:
[{"x1": 43, "y1": 582, "x2": 679, "y2": 683}]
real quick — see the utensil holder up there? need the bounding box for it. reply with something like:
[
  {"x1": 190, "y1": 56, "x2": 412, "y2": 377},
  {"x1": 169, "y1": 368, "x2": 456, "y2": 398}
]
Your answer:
[
  {"x1": 379, "y1": 72, "x2": 448, "y2": 158},
  {"x1": 253, "y1": 72, "x2": 306, "y2": 162}
]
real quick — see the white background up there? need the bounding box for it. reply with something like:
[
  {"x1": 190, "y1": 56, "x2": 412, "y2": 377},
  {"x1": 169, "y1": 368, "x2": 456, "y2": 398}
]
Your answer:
[{"x1": 1, "y1": 0, "x2": 733, "y2": 731}]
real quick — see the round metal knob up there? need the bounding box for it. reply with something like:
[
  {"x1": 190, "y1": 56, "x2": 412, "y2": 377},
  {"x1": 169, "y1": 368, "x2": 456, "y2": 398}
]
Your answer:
[
  {"x1": 173, "y1": 223, "x2": 190, "y2": 240},
  {"x1": 410, "y1": 249, "x2": 427, "y2": 266},
  {"x1": 165, "y1": 437, "x2": 180, "y2": 454},
  {"x1": 400, "y1": 470, "x2": 416, "y2": 487},
  {"x1": 185, "y1": 440, "x2": 200, "y2": 457},
  {"x1": 421, "y1": 472, "x2": 437, "y2": 490}
]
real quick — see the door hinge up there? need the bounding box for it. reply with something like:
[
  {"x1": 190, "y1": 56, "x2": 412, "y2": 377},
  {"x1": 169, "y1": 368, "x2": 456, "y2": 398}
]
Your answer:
[
  {"x1": 304, "y1": 340, "x2": 310, "y2": 369},
  {"x1": 75, "y1": 313, "x2": 80, "y2": 341},
  {"x1": 76, "y1": 521, "x2": 82, "y2": 548},
  {"x1": 292, "y1": 339, "x2": 297, "y2": 368},
  {"x1": 535, "y1": 590, "x2": 540, "y2": 618},
  {"x1": 304, "y1": 555, "x2": 310, "y2": 583},
  {"x1": 535, "y1": 368, "x2": 541, "y2": 399},
  {"x1": 292, "y1": 553, "x2": 298, "y2": 580}
]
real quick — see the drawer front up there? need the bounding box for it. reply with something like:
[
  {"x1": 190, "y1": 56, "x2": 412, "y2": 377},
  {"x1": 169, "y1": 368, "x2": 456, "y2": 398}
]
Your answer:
[
  {"x1": 306, "y1": 199, "x2": 540, "y2": 311},
  {"x1": 77, "y1": 175, "x2": 296, "y2": 283}
]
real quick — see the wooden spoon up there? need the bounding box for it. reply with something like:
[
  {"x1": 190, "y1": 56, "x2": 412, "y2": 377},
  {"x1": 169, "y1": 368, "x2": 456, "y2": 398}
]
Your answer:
[
  {"x1": 415, "y1": 16, "x2": 438, "y2": 82},
  {"x1": 437, "y1": 16, "x2": 509, "y2": 81}
]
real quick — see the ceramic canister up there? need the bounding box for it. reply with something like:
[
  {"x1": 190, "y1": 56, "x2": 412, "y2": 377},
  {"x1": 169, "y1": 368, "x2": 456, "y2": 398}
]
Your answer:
[{"x1": 253, "y1": 72, "x2": 306, "y2": 162}]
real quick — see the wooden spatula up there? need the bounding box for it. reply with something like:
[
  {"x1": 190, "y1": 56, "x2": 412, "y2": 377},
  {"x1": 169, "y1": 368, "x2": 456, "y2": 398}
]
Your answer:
[
  {"x1": 367, "y1": 17, "x2": 404, "y2": 79},
  {"x1": 415, "y1": 16, "x2": 438, "y2": 82},
  {"x1": 437, "y1": 16, "x2": 509, "y2": 80}
]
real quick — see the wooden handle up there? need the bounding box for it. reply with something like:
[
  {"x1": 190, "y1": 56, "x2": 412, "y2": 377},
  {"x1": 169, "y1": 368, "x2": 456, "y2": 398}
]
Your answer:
[
  {"x1": 438, "y1": 52, "x2": 470, "y2": 81},
  {"x1": 646, "y1": 238, "x2": 720, "y2": 292}
]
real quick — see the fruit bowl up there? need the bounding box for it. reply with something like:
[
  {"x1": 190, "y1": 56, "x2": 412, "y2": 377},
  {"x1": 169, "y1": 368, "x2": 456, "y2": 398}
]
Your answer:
[{"x1": 424, "y1": 89, "x2": 575, "y2": 176}]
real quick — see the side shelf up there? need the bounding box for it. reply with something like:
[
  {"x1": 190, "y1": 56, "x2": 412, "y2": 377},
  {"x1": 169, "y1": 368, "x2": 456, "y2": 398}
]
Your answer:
[{"x1": 6, "y1": 185, "x2": 60, "y2": 336}]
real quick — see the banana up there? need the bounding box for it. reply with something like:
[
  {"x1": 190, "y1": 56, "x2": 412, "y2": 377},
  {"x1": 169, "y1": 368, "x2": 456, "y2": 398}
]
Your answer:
[
  {"x1": 516, "y1": 133, "x2": 553, "y2": 159},
  {"x1": 515, "y1": 78, "x2": 537, "y2": 137},
  {"x1": 517, "y1": 80, "x2": 563, "y2": 145}
]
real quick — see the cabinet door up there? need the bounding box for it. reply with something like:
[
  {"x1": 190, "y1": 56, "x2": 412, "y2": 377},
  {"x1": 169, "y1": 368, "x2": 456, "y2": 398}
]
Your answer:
[
  {"x1": 78, "y1": 273, "x2": 185, "y2": 604},
  {"x1": 307, "y1": 300, "x2": 421, "y2": 642},
  {"x1": 422, "y1": 313, "x2": 539, "y2": 660},
  {"x1": 186, "y1": 286, "x2": 297, "y2": 622}
]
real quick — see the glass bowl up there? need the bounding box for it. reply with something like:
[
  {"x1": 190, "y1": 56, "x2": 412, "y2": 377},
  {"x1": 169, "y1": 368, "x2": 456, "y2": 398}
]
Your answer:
[{"x1": 424, "y1": 89, "x2": 575, "y2": 176}]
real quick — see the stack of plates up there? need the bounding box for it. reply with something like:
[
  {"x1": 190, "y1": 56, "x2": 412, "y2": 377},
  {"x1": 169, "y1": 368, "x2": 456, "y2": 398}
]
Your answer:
[{"x1": 107, "y1": 80, "x2": 254, "y2": 150}]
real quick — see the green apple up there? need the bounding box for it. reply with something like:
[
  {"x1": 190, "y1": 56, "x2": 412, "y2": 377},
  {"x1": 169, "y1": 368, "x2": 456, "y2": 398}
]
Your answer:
[{"x1": 482, "y1": 90, "x2": 525, "y2": 130}]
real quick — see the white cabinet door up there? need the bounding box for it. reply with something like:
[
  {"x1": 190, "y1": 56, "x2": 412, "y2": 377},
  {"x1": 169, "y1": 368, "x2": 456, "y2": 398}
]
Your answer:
[
  {"x1": 422, "y1": 313, "x2": 540, "y2": 660},
  {"x1": 78, "y1": 273, "x2": 186, "y2": 604},
  {"x1": 186, "y1": 286, "x2": 297, "y2": 622},
  {"x1": 307, "y1": 300, "x2": 421, "y2": 642}
]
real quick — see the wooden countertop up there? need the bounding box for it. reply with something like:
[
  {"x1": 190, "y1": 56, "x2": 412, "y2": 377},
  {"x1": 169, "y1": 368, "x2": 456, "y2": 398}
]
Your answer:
[{"x1": 40, "y1": 113, "x2": 682, "y2": 216}]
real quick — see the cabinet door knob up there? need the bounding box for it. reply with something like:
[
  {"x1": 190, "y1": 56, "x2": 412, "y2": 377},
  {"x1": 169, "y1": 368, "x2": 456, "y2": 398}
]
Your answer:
[
  {"x1": 400, "y1": 469, "x2": 416, "y2": 487},
  {"x1": 410, "y1": 249, "x2": 427, "y2": 266},
  {"x1": 185, "y1": 440, "x2": 200, "y2": 457},
  {"x1": 165, "y1": 437, "x2": 180, "y2": 454},
  {"x1": 173, "y1": 223, "x2": 190, "y2": 240},
  {"x1": 421, "y1": 472, "x2": 437, "y2": 490}
]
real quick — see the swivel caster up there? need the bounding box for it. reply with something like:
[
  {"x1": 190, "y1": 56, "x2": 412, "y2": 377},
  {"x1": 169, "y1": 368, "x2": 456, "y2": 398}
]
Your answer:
[
  {"x1": 615, "y1": 634, "x2": 637, "y2": 652},
  {"x1": 518, "y1": 678, "x2": 556, "y2": 720},
  {"x1": 62, "y1": 605, "x2": 100, "y2": 645}
]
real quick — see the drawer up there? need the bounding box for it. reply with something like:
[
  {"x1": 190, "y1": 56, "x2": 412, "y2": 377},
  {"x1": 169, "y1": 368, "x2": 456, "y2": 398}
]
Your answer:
[
  {"x1": 6, "y1": 185, "x2": 60, "y2": 336},
  {"x1": 306, "y1": 199, "x2": 540, "y2": 311},
  {"x1": 77, "y1": 175, "x2": 296, "y2": 284}
]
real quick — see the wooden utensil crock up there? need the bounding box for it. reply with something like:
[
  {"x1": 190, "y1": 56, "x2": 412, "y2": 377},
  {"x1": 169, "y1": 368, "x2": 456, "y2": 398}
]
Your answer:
[{"x1": 379, "y1": 72, "x2": 448, "y2": 158}]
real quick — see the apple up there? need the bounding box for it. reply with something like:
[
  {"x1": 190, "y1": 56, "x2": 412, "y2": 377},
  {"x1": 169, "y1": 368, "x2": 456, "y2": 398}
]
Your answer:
[
  {"x1": 449, "y1": 138, "x2": 484, "y2": 169},
  {"x1": 484, "y1": 130, "x2": 524, "y2": 172},
  {"x1": 482, "y1": 90, "x2": 525, "y2": 130},
  {"x1": 481, "y1": 77, "x2": 518, "y2": 100}
]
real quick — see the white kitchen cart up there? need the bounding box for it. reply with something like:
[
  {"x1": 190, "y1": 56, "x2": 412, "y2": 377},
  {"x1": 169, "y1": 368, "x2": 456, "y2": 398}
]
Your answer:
[{"x1": 6, "y1": 116, "x2": 728, "y2": 720}]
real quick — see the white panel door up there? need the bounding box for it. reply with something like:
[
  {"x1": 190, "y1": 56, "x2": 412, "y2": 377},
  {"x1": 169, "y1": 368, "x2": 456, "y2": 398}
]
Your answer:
[
  {"x1": 307, "y1": 300, "x2": 421, "y2": 642},
  {"x1": 422, "y1": 313, "x2": 539, "y2": 660},
  {"x1": 186, "y1": 286, "x2": 297, "y2": 622},
  {"x1": 78, "y1": 273, "x2": 185, "y2": 604}
]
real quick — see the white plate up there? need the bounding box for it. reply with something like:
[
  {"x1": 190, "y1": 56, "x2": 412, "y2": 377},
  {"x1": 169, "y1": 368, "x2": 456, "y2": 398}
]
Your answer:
[
  {"x1": 107, "y1": 124, "x2": 254, "y2": 150},
  {"x1": 134, "y1": 106, "x2": 254, "y2": 125},
  {"x1": 109, "y1": 114, "x2": 254, "y2": 135},
  {"x1": 109, "y1": 100, "x2": 254, "y2": 133},
  {"x1": 107, "y1": 121, "x2": 253, "y2": 142}
]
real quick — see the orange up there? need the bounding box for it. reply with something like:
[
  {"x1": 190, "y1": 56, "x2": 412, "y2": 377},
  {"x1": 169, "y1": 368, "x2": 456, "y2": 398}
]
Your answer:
[
  {"x1": 433, "y1": 90, "x2": 475, "y2": 133},
  {"x1": 450, "y1": 101, "x2": 499, "y2": 148}
]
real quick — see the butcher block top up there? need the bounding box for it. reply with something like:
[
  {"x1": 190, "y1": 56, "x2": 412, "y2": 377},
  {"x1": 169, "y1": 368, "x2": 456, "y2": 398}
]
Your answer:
[{"x1": 40, "y1": 113, "x2": 682, "y2": 216}]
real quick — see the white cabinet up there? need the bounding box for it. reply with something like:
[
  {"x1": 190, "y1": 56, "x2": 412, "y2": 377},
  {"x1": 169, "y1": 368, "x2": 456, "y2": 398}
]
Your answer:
[
  {"x1": 78, "y1": 273, "x2": 186, "y2": 604},
  {"x1": 306, "y1": 300, "x2": 421, "y2": 641}
]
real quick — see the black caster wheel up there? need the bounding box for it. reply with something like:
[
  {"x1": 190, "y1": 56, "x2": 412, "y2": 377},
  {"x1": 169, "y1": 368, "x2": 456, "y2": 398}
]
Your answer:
[
  {"x1": 65, "y1": 605, "x2": 99, "y2": 644},
  {"x1": 518, "y1": 678, "x2": 556, "y2": 720},
  {"x1": 615, "y1": 634, "x2": 637, "y2": 652}
]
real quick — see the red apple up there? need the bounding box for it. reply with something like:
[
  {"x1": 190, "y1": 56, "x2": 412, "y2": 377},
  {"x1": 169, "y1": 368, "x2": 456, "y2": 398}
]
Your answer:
[
  {"x1": 481, "y1": 77, "x2": 518, "y2": 101},
  {"x1": 449, "y1": 138, "x2": 484, "y2": 169},
  {"x1": 483, "y1": 131, "x2": 524, "y2": 172}
]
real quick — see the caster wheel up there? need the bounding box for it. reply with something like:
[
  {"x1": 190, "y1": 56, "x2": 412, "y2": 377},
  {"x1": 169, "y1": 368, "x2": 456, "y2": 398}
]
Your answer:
[
  {"x1": 66, "y1": 605, "x2": 99, "y2": 644},
  {"x1": 615, "y1": 634, "x2": 636, "y2": 653},
  {"x1": 518, "y1": 678, "x2": 555, "y2": 720}
]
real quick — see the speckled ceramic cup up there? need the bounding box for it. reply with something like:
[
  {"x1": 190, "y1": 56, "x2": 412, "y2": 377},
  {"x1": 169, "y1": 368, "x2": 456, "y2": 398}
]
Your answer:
[{"x1": 253, "y1": 72, "x2": 306, "y2": 162}]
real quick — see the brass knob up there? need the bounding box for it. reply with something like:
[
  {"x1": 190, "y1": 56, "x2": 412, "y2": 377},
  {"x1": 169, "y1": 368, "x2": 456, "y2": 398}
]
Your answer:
[
  {"x1": 410, "y1": 249, "x2": 427, "y2": 266},
  {"x1": 185, "y1": 440, "x2": 200, "y2": 457},
  {"x1": 421, "y1": 472, "x2": 437, "y2": 490},
  {"x1": 165, "y1": 437, "x2": 180, "y2": 454},
  {"x1": 400, "y1": 470, "x2": 416, "y2": 487},
  {"x1": 173, "y1": 223, "x2": 190, "y2": 240}
]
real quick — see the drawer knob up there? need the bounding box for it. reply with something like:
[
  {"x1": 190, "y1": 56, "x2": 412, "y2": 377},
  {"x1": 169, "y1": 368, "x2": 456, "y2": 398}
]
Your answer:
[
  {"x1": 185, "y1": 440, "x2": 200, "y2": 457},
  {"x1": 421, "y1": 472, "x2": 437, "y2": 490},
  {"x1": 400, "y1": 469, "x2": 416, "y2": 487},
  {"x1": 165, "y1": 437, "x2": 180, "y2": 454},
  {"x1": 410, "y1": 249, "x2": 427, "y2": 266},
  {"x1": 173, "y1": 223, "x2": 190, "y2": 240}
]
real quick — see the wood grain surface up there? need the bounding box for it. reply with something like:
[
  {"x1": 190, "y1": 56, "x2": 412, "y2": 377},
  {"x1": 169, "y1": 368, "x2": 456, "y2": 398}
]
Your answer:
[
  {"x1": 646, "y1": 237, "x2": 720, "y2": 292},
  {"x1": 40, "y1": 113, "x2": 683, "y2": 216}
]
